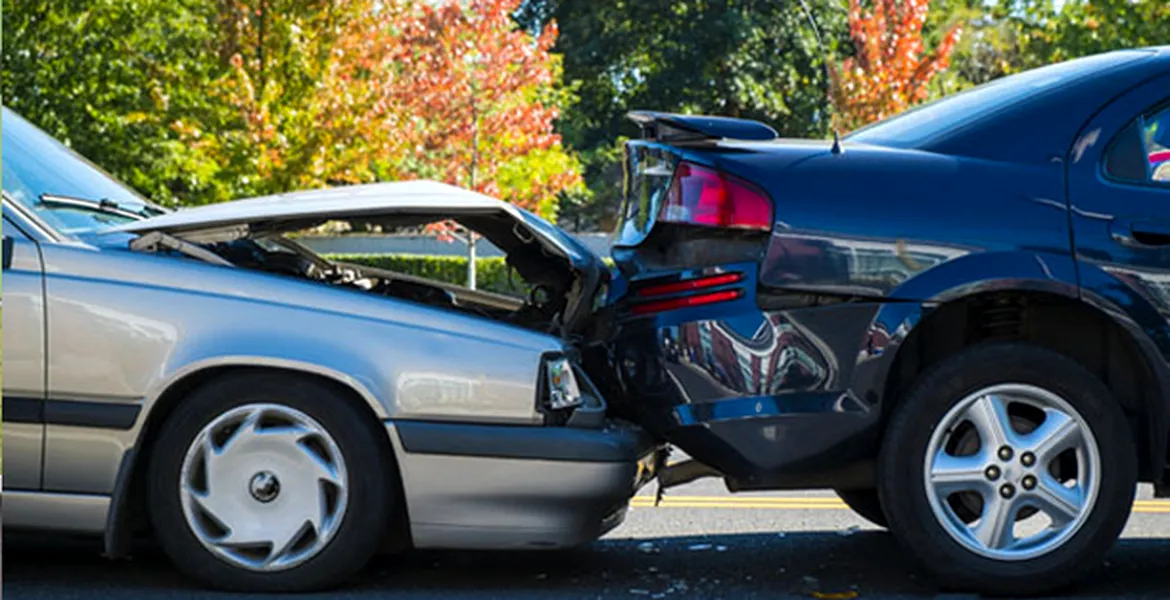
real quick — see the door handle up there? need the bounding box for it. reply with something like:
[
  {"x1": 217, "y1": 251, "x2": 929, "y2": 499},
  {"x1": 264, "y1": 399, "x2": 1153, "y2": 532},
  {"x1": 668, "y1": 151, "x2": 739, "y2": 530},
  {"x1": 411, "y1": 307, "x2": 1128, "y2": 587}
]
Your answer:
[
  {"x1": 1129, "y1": 221, "x2": 1170, "y2": 247},
  {"x1": 2, "y1": 236, "x2": 12, "y2": 270},
  {"x1": 1111, "y1": 219, "x2": 1170, "y2": 247}
]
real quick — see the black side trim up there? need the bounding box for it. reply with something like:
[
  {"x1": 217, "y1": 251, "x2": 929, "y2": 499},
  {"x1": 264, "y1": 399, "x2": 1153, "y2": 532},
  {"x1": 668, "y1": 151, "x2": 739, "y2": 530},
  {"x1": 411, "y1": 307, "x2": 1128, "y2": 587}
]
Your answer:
[
  {"x1": 1, "y1": 397, "x2": 141, "y2": 430},
  {"x1": 105, "y1": 449, "x2": 139, "y2": 559},
  {"x1": 3, "y1": 397, "x2": 45, "y2": 423},
  {"x1": 45, "y1": 400, "x2": 141, "y2": 430},
  {"x1": 395, "y1": 420, "x2": 659, "y2": 463}
]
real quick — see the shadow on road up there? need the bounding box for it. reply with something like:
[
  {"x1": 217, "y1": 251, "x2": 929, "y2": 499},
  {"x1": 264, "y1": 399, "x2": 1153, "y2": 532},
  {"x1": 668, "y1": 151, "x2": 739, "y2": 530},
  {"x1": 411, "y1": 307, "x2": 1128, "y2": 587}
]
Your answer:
[{"x1": 4, "y1": 531, "x2": 1168, "y2": 599}]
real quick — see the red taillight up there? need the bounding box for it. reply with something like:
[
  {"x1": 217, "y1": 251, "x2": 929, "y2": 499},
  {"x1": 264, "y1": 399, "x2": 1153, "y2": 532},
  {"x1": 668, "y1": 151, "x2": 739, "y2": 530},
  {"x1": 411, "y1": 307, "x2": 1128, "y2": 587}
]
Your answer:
[
  {"x1": 630, "y1": 289, "x2": 743, "y2": 316},
  {"x1": 659, "y1": 161, "x2": 773, "y2": 231},
  {"x1": 636, "y1": 272, "x2": 744, "y2": 298}
]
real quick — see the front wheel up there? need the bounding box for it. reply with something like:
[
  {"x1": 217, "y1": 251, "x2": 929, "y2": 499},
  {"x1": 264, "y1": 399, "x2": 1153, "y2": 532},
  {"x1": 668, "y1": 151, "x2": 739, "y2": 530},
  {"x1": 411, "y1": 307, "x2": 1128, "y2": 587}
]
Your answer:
[
  {"x1": 878, "y1": 342, "x2": 1137, "y2": 596},
  {"x1": 147, "y1": 373, "x2": 398, "y2": 592}
]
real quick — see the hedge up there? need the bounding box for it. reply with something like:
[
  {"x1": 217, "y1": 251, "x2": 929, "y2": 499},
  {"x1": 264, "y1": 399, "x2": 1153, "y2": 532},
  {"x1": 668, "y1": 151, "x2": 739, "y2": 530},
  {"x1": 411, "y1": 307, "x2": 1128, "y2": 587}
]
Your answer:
[{"x1": 327, "y1": 254, "x2": 529, "y2": 296}]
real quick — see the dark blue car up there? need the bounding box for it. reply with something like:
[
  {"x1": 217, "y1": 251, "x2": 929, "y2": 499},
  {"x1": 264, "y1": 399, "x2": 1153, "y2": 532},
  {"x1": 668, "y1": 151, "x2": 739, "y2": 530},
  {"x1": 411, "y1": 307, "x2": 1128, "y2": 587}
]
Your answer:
[{"x1": 590, "y1": 47, "x2": 1170, "y2": 595}]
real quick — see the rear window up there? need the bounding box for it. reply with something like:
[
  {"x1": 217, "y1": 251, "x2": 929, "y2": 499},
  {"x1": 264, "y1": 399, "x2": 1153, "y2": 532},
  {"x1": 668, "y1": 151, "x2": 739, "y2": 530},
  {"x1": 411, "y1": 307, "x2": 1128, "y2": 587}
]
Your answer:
[
  {"x1": 614, "y1": 143, "x2": 678, "y2": 247},
  {"x1": 846, "y1": 51, "x2": 1150, "y2": 149}
]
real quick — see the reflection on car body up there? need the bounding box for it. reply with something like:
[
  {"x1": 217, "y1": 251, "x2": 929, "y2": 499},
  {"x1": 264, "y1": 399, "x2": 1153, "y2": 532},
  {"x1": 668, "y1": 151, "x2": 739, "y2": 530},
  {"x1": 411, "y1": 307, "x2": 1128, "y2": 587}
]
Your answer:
[{"x1": 588, "y1": 48, "x2": 1170, "y2": 596}]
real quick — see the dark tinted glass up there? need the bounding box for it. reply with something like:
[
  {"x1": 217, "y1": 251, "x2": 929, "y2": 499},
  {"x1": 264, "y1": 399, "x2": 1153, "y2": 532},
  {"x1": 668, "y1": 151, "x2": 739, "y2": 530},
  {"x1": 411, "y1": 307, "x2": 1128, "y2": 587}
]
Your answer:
[
  {"x1": 1104, "y1": 105, "x2": 1170, "y2": 185},
  {"x1": 1105, "y1": 120, "x2": 1151, "y2": 182}
]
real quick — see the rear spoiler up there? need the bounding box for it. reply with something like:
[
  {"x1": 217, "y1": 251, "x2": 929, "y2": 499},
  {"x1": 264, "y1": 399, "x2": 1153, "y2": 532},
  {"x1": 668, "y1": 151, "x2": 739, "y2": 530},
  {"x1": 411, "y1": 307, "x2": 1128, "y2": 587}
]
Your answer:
[{"x1": 627, "y1": 111, "x2": 778, "y2": 144}]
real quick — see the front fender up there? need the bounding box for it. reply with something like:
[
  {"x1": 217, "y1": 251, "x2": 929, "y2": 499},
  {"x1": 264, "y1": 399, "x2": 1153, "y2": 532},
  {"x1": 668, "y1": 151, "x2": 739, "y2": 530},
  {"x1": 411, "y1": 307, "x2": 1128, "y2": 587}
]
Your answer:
[
  {"x1": 146, "y1": 353, "x2": 389, "y2": 420},
  {"x1": 138, "y1": 305, "x2": 552, "y2": 427}
]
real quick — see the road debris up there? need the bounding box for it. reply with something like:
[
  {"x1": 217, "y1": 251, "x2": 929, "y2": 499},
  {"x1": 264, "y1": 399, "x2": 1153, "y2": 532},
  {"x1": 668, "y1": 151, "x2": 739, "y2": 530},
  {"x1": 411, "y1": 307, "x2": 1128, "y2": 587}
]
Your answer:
[{"x1": 812, "y1": 592, "x2": 859, "y2": 599}]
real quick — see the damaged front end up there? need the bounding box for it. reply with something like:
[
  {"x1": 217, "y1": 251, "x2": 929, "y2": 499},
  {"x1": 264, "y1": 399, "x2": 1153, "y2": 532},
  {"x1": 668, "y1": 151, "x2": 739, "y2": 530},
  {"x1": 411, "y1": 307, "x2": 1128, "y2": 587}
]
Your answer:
[{"x1": 111, "y1": 181, "x2": 610, "y2": 340}]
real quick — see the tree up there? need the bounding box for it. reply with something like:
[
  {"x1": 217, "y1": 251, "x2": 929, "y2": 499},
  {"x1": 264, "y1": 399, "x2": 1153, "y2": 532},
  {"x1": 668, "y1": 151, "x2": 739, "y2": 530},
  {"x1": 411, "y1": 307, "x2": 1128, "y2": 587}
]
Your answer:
[
  {"x1": 176, "y1": 0, "x2": 401, "y2": 203},
  {"x1": 373, "y1": 0, "x2": 583, "y2": 218},
  {"x1": 829, "y1": 0, "x2": 962, "y2": 133},
  {"x1": 926, "y1": 1, "x2": 1169, "y2": 90},
  {"x1": 516, "y1": 0, "x2": 848, "y2": 230},
  {"x1": 1, "y1": 0, "x2": 229, "y2": 205},
  {"x1": 184, "y1": 0, "x2": 580, "y2": 219},
  {"x1": 1015, "y1": 0, "x2": 1170, "y2": 67},
  {"x1": 4, "y1": 0, "x2": 581, "y2": 219}
]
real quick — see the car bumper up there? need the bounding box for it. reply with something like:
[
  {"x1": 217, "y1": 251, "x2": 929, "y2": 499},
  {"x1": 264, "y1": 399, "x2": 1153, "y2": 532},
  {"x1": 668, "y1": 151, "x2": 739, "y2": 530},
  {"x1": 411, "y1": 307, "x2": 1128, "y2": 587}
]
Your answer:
[
  {"x1": 387, "y1": 419, "x2": 661, "y2": 550},
  {"x1": 590, "y1": 263, "x2": 890, "y2": 486}
]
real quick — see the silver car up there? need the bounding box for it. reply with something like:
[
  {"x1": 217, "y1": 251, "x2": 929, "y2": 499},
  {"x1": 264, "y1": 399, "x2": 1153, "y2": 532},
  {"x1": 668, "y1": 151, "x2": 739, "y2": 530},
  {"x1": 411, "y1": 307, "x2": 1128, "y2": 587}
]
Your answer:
[{"x1": 1, "y1": 107, "x2": 660, "y2": 591}]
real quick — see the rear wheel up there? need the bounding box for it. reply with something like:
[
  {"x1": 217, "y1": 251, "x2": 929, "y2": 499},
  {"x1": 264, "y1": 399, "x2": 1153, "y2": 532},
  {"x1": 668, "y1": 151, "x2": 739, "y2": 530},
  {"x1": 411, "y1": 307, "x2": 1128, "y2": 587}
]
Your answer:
[
  {"x1": 147, "y1": 372, "x2": 397, "y2": 592},
  {"x1": 835, "y1": 489, "x2": 888, "y2": 529},
  {"x1": 878, "y1": 342, "x2": 1137, "y2": 596}
]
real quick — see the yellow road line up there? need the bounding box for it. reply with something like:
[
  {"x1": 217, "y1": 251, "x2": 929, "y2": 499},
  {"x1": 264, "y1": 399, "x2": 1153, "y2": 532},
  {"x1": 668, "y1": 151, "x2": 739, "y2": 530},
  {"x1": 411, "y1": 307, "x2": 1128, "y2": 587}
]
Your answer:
[{"x1": 629, "y1": 496, "x2": 1170, "y2": 514}]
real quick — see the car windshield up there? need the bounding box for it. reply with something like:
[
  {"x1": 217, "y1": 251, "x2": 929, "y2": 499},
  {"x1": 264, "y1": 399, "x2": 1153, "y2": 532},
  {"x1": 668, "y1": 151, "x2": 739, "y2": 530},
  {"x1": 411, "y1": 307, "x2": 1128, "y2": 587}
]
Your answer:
[
  {"x1": 846, "y1": 51, "x2": 1151, "y2": 148},
  {"x1": 1, "y1": 107, "x2": 164, "y2": 235}
]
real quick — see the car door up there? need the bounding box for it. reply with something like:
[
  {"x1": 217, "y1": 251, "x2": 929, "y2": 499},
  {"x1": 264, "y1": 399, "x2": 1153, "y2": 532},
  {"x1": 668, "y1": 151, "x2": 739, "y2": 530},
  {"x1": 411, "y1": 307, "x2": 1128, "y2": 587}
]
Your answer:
[
  {"x1": 1067, "y1": 73, "x2": 1170, "y2": 407},
  {"x1": 2, "y1": 211, "x2": 47, "y2": 489}
]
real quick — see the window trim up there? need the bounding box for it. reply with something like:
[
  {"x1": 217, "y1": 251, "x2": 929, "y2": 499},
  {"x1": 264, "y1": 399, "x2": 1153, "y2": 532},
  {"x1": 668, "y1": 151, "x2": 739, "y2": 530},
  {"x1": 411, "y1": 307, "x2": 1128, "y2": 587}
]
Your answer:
[
  {"x1": 2, "y1": 192, "x2": 63, "y2": 243},
  {"x1": 1099, "y1": 100, "x2": 1170, "y2": 190},
  {"x1": 2, "y1": 214, "x2": 33, "y2": 241}
]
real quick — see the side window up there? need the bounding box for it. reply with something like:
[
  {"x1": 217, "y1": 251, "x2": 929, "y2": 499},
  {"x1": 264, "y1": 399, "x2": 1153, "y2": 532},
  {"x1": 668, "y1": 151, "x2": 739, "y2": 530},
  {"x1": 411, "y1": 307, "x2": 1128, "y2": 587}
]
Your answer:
[
  {"x1": 1150, "y1": 107, "x2": 1170, "y2": 183},
  {"x1": 1104, "y1": 103, "x2": 1170, "y2": 186}
]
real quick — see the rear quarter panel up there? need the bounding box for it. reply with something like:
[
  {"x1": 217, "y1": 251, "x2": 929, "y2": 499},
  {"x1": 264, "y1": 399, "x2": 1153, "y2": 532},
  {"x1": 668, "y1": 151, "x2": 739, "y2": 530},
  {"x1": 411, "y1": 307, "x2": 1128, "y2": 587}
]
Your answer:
[
  {"x1": 604, "y1": 144, "x2": 1088, "y2": 480},
  {"x1": 741, "y1": 145, "x2": 1074, "y2": 297}
]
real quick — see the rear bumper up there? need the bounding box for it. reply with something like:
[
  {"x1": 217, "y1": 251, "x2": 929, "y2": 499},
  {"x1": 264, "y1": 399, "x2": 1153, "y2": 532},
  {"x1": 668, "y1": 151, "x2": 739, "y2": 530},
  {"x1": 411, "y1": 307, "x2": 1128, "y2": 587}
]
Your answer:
[
  {"x1": 594, "y1": 265, "x2": 892, "y2": 486},
  {"x1": 387, "y1": 420, "x2": 661, "y2": 550}
]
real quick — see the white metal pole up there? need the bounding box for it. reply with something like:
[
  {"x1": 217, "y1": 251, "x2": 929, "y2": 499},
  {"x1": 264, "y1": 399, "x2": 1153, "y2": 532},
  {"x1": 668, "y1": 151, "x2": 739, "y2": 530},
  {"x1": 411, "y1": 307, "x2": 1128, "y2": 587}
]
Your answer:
[{"x1": 467, "y1": 232, "x2": 477, "y2": 290}]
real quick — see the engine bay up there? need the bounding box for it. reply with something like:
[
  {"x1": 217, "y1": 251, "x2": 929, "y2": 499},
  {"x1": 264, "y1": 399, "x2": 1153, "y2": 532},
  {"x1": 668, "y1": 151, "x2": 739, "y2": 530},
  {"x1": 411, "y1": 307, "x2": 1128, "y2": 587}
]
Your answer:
[
  {"x1": 120, "y1": 195, "x2": 605, "y2": 338},
  {"x1": 208, "y1": 236, "x2": 572, "y2": 334}
]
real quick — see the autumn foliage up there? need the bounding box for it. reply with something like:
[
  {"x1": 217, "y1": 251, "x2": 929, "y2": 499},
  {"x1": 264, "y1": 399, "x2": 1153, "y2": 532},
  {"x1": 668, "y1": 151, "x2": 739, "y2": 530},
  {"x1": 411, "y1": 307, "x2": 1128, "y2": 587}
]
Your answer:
[
  {"x1": 177, "y1": 0, "x2": 581, "y2": 219},
  {"x1": 829, "y1": 0, "x2": 961, "y2": 133}
]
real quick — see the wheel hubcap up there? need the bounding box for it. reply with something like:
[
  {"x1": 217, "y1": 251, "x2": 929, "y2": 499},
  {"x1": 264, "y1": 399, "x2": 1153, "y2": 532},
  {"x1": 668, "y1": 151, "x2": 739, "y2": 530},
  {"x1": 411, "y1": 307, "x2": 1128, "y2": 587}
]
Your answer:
[
  {"x1": 923, "y1": 383, "x2": 1101, "y2": 561},
  {"x1": 249, "y1": 471, "x2": 281, "y2": 503},
  {"x1": 179, "y1": 403, "x2": 349, "y2": 572}
]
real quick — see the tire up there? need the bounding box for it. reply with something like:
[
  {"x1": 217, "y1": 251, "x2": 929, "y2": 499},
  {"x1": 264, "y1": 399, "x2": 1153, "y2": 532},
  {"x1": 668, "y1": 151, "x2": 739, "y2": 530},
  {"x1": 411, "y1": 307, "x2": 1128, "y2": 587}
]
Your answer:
[
  {"x1": 147, "y1": 372, "x2": 397, "y2": 592},
  {"x1": 835, "y1": 488, "x2": 888, "y2": 529},
  {"x1": 878, "y1": 342, "x2": 1137, "y2": 596}
]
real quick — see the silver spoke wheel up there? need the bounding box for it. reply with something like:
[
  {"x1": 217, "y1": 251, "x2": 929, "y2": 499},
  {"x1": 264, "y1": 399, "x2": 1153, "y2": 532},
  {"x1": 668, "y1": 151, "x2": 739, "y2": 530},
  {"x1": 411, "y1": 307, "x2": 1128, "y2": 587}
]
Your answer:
[
  {"x1": 924, "y1": 383, "x2": 1101, "y2": 561},
  {"x1": 179, "y1": 403, "x2": 349, "y2": 572}
]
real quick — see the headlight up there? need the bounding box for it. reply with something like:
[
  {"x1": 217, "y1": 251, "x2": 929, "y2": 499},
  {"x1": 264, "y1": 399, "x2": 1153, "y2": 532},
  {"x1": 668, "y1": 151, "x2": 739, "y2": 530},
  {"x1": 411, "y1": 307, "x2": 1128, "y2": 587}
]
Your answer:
[{"x1": 544, "y1": 356, "x2": 584, "y2": 411}]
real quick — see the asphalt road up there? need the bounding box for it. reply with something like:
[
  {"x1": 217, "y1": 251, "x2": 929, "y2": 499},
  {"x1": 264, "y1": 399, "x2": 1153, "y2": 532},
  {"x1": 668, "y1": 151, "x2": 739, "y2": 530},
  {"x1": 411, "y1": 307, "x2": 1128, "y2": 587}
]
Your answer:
[{"x1": 5, "y1": 482, "x2": 1169, "y2": 600}]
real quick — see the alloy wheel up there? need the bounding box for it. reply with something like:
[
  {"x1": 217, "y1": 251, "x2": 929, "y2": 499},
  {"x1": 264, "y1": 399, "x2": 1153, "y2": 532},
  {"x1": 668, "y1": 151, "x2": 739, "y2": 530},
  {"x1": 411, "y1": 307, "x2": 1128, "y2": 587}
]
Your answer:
[{"x1": 923, "y1": 383, "x2": 1101, "y2": 561}]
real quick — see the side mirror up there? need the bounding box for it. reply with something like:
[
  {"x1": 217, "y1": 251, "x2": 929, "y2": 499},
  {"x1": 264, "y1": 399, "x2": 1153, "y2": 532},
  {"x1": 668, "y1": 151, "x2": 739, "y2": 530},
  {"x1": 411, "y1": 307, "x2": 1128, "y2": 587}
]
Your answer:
[{"x1": 3, "y1": 236, "x2": 13, "y2": 270}]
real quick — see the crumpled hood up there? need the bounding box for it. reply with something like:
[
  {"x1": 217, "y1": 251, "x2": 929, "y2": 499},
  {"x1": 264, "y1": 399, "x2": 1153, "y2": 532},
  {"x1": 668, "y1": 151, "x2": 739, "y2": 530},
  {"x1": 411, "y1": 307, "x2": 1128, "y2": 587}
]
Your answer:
[{"x1": 109, "y1": 180, "x2": 598, "y2": 270}]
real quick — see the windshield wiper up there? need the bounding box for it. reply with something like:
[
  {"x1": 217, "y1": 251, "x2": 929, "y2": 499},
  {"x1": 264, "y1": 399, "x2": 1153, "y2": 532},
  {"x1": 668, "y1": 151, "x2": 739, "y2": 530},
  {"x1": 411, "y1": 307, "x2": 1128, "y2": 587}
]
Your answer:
[{"x1": 39, "y1": 193, "x2": 161, "y2": 220}]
